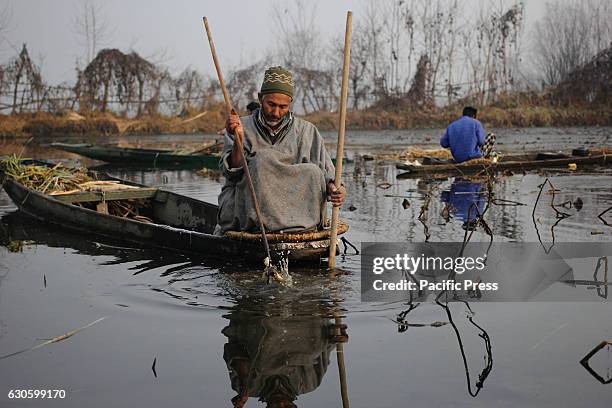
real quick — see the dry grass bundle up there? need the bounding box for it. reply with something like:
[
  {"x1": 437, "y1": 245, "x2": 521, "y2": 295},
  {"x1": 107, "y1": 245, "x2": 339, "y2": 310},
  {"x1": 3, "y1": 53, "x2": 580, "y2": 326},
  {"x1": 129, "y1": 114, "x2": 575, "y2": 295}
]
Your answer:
[
  {"x1": 462, "y1": 157, "x2": 493, "y2": 165},
  {"x1": 48, "y1": 180, "x2": 140, "y2": 196},
  {"x1": 591, "y1": 147, "x2": 612, "y2": 155},
  {"x1": 2, "y1": 155, "x2": 94, "y2": 193},
  {"x1": 402, "y1": 148, "x2": 453, "y2": 160},
  {"x1": 105, "y1": 199, "x2": 152, "y2": 222},
  {"x1": 376, "y1": 147, "x2": 454, "y2": 161},
  {"x1": 2, "y1": 156, "x2": 156, "y2": 223}
]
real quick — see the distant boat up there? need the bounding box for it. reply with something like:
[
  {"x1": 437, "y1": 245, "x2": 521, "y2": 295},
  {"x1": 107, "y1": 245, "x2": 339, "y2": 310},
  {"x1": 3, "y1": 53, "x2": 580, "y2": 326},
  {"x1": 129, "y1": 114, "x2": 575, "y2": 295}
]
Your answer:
[
  {"x1": 397, "y1": 149, "x2": 611, "y2": 178},
  {"x1": 51, "y1": 142, "x2": 221, "y2": 169},
  {"x1": 51, "y1": 142, "x2": 350, "y2": 169}
]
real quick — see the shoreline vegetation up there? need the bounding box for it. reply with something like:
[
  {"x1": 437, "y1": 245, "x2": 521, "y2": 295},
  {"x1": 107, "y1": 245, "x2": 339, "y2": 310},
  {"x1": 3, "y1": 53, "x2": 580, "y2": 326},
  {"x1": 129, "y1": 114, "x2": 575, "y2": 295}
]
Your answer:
[
  {"x1": 1, "y1": 100, "x2": 610, "y2": 141},
  {"x1": 0, "y1": 0, "x2": 609, "y2": 142},
  {"x1": 1, "y1": 3, "x2": 609, "y2": 140}
]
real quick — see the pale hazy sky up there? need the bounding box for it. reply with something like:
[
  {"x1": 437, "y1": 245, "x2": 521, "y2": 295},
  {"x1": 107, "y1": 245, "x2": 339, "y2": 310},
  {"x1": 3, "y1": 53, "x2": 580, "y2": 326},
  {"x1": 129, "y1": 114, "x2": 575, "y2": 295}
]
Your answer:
[{"x1": 3, "y1": 0, "x2": 547, "y2": 85}]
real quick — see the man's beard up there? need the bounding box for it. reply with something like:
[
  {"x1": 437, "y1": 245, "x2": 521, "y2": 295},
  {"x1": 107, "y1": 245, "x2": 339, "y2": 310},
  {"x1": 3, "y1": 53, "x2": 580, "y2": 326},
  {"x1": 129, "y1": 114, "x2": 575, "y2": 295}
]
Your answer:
[{"x1": 263, "y1": 113, "x2": 283, "y2": 127}]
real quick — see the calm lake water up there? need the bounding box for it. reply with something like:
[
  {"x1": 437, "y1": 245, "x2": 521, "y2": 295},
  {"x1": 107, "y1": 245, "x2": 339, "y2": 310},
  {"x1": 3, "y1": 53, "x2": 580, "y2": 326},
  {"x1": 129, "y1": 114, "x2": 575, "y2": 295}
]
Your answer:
[{"x1": 1, "y1": 128, "x2": 611, "y2": 407}]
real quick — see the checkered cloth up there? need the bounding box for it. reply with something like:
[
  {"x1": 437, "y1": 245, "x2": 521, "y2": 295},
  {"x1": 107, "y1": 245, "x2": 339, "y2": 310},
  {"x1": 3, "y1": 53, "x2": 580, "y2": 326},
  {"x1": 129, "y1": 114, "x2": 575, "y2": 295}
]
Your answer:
[{"x1": 482, "y1": 132, "x2": 496, "y2": 157}]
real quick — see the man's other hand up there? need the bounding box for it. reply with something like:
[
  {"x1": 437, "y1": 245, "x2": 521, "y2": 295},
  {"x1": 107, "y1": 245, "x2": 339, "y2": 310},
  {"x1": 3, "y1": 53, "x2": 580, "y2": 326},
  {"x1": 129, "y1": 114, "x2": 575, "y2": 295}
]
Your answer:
[{"x1": 327, "y1": 182, "x2": 347, "y2": 207}]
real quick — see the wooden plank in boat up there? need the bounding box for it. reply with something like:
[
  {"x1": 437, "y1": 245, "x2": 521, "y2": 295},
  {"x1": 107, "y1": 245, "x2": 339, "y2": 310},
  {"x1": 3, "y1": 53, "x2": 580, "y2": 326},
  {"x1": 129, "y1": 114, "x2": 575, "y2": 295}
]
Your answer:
[
  {"x1": 396, "y1": 154, "x2": 609, "y2": 176},
  {"x1": 53, "y1": 188, "x2": 158, "y2": 203}
]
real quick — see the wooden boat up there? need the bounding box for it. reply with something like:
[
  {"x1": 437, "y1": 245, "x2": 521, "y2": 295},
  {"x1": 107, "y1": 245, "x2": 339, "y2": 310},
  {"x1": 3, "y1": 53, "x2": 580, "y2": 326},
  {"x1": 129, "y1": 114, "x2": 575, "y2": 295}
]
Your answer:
[
  {"x1": 51, "y1": 142, "x2": 350, "y2": 168},
  {"x1": 0, "y1": 161, "x2": 347, "y2": 263},
  {"x1": 396, "y1": 150, "x2": 610, "y2": 178},
  {"x1": 51, "y1": 142, "x2": 221, "y2": 169}
]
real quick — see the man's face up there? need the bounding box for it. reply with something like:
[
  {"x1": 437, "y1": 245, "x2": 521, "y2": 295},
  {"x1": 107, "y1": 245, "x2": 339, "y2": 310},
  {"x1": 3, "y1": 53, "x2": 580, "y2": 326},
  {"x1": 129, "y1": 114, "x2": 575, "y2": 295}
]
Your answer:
[{"x1": 259, "y1": 93, "x2": 292, "y2": 126}]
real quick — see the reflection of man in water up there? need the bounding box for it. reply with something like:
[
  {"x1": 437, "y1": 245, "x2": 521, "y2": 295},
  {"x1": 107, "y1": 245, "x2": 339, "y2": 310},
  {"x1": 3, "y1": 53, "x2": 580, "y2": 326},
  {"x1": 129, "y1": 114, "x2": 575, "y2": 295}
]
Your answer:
[
  {"x1": 441, "y1": 179, "x2": 485, "y2": 230},
  {"x1": 222, "y1": 310, "x2": 338, "y2": 407}
]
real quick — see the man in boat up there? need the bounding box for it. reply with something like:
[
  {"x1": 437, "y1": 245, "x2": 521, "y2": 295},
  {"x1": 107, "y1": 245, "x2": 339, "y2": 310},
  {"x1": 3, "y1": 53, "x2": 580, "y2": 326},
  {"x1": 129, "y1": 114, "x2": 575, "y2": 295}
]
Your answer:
[
  {"x1": 215, "y1": 66, "x2": 346, "y2": 235},
  {"x1": 440, "y1": 106, "x2": 496, "y2": 163},
  {"x1": 246, "y1": 101, "x2": 260, "y2": 114}
]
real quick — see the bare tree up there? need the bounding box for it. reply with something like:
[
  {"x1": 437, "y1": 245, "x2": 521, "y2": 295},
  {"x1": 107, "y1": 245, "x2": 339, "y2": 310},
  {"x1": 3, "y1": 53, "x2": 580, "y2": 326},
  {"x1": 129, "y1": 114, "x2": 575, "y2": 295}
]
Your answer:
[
  {"x1": 78, "y1": 49, "x2": 157, "y2": 115},
  {"x1": 226, "y1": 61, "x2": 266, "y2": 112},
  {"x1": 327, "y1": 2, "x2": 387, "y2": 110},
  {"x1": 406, "y1": 54, "x2": 432, "y2": 108},
  {"x1": 174, "y1": 68, "x2": 206, "y2": 114},
  {"x1": 271, "y1": 0, "x2": 321, "y2": 70},
  {"x1": 361, "y1": 1, "x2": 386, "y2": 101},
  {"x1": 378, "y1": 0, "x2": 415, "y2": 96},
  {"x1": 270, "y1": 0, "x2": 334, "y2": 113},
  {"x1": 73, "y1": 0, "x2": 111, "y2": 65},
  {"x1": 460, "y1": 0, "x2": 523, "y2": 105},
  {"x1": 4, "y1": 44, "x2": 44, "y2": 113},
  {"x1": 551, "y1": 44, "x2": 612, "y2": 106},
  {"x1": 144, "y1": 68, "x2": 171, "y2": 116},
  {"x1": 533, "y1": 0, "x2": 612, "y2": 87},
  {"x1": 412, "y1": 0, "x2": 462, "y2": 104},
  {"x1": 344, "y1": 21, "x2": 373, "y2": 110}
]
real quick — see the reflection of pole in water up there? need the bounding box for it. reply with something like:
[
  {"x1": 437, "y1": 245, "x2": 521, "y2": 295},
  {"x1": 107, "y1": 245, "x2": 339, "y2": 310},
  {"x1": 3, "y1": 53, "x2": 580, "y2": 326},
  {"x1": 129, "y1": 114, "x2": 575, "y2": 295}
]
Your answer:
[
  {"x1": 335, "y1": 315, "x2": 350, "y2": 408},
  {"x1": 598, "y1": 205, "x2": 612, "y2": 227},
  {"x1": 436, "y1": 299, "x2": 493, "y2": 397},
  {"x1": 531, "y1": 178, "x2": 572, "y2": 254},
  {"x1": 331, "y1": 274, "x2": 351, "y2": 408},
  {"x1": 393, "y1": 302, "x2": 448, "y2": 332},
  {"x1": 580, "y1": 340, "x2": 612, "y2": 384},
  {"x1": 561, "y1": 256, "x2": 609, "y2": 300},
  {"x1": 392, "y1": 299, "x2": 493, "y2": 397}
]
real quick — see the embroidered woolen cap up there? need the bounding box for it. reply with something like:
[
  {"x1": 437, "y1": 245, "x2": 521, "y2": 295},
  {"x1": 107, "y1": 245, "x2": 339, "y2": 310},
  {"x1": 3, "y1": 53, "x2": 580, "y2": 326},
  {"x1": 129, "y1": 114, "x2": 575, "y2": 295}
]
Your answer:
[{"x1": 260, "y1": 66, "x2": 294, "y2": 98}]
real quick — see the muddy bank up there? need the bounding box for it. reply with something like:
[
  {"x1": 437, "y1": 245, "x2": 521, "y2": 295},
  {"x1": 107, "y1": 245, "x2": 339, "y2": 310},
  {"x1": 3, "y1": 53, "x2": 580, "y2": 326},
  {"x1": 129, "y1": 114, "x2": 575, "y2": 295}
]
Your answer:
[
  {"x1": 305, "y1": 106, "x2": 612, "y2": 130},
  {"x1": 0, "y1": 108, "x2": 226, "y2": 139},
  {"x1": 1, "y1": 104, "x2": 611, "y2": 140}
]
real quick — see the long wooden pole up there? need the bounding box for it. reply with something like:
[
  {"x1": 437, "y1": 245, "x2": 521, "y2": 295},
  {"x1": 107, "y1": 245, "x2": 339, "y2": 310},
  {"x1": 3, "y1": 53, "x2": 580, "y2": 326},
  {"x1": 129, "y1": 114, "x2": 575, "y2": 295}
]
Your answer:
[
  {"x1": 329, "y1": 11, "x2": 353, "y2": 269},
  {"x1": 202, "y1": 17, "x2": 272, "y2": 262},
  {"x1": 332, "y1": 11, "x2": 353, "y2": 408},
  {"x1": 203, "y1": 18, "x2": 231, "y2": 110}
]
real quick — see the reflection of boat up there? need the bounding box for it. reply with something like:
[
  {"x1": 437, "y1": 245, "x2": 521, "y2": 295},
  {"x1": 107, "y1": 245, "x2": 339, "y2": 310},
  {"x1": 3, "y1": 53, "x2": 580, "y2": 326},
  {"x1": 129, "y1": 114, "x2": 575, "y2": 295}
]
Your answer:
[
  {"x1": 0, "y1": 211, "x2": 202, "y2": 270},
  {"x1": 51, "y1": 142, "x2": 221, "y2": 169},
  {"x1": 397, "y1": 150, "x2": 610, "y2": 178},
  {"x1": 0, "y1": 162, "x2": 347, "y2": 263}
]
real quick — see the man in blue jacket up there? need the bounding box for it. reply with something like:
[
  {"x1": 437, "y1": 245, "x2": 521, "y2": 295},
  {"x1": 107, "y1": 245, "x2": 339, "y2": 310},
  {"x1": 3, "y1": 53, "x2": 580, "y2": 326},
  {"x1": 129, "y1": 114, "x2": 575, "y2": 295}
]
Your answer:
[{"x1": 440, "y1": 106, "x2": 495, "y2": 163}]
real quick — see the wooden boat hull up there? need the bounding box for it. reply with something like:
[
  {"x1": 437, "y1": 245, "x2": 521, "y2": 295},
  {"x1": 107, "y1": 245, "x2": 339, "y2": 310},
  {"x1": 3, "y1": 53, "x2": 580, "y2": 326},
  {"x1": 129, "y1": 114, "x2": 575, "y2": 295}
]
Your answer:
[
  {"x1": 396, "y1": 153, "x2": 610, "y2": 178},
  {"x1": 0, "y1": 169, "x2": 334, "y2": 263},
  {"x1": 51, "y1": 143, "x2": 221, "y2": 169},
  {"x1": 51, "y1": 143, "x2": 349, "y2": 170}
]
